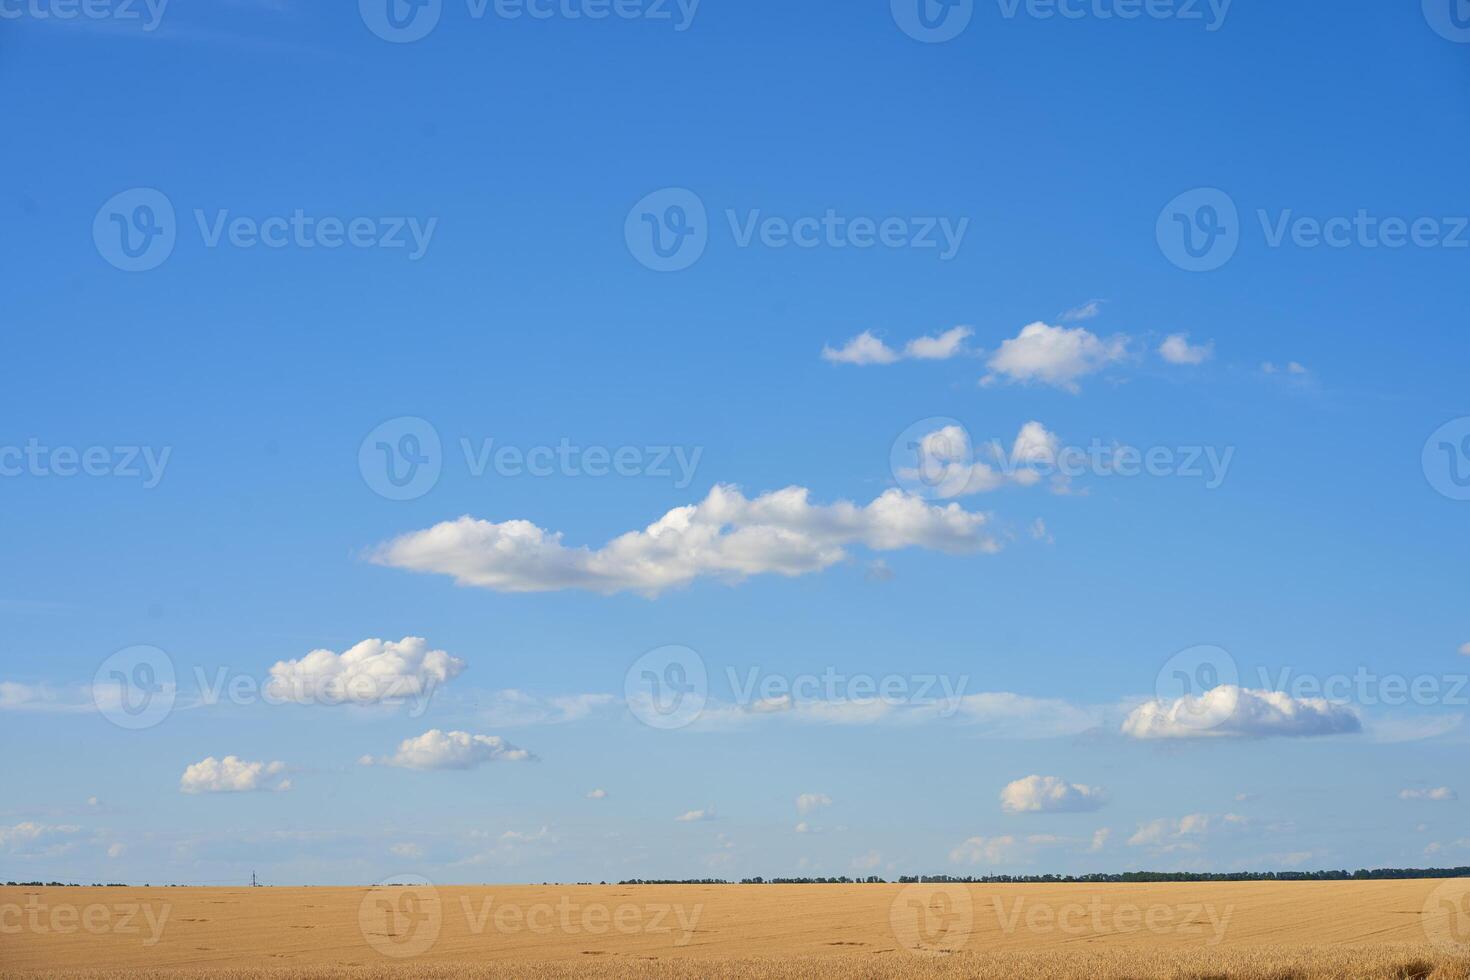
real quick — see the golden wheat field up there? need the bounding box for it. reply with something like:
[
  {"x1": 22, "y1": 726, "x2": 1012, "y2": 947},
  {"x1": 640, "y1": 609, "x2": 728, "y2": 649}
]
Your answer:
[{"x1": 3, "y1": 880, "x2": 1469, "y2": 979}]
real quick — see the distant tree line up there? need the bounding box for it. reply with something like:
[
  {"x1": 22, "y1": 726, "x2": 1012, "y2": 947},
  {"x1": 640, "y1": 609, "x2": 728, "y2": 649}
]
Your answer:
[{"x1": 617, "y1": 866, "x2": 1470, "y2": 886}]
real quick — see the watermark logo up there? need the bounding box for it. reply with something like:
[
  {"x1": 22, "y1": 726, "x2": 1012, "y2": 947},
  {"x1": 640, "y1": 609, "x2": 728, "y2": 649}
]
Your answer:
[
  {"x1": 1424, "y1": 0, "x2": 1470, "y2": 43},
  {"x1": 625, "y1": 645, "x2": 707, "y2": 730},
  {"x1": 1423, "y1": 879, "x2": 1470, "y2": 950},
  {"x1": 1153, "y1": 644, "x2": 1239, "y2": 733},
  {"x1": 985, "y1": 894, "x2": 1233, "y2": 944},
  {"x1": 360, "y1": 417, "x2": 443, "y2": 501},
  {"x1": 892, "y1": 0, "x2": 973, "y2": 42},
  {"x1": 994, "y1": 0, "x2": 1230, "y2": 30},
  {"x1": 360, "y1": 0, "x2": 443, "y2": 42},
  {"x1": 92, "y1": 645, "x2": 177, "y2": 730},
  {"x1": 0, "y1": 440, "x2": 171, "y2": 487},
  {"x1": 626, "y1": 188, "x2": 708, "y2": 272},
  {"x1": 1423, "y1": 417, "x2": 1470, "y2": 501},
  {"x1": 94, "y1": 188, "x2": 176, "y2": 273},
  {"x1": 891, "y1": 416, "x2": 973, "y2": 500},
  {"x1": 890, "y1": 883, "x2": 974, "y2": 954},
  {"x1": 359, "y1": 875, "x2": 443, "y2": 958},
  {"x1": 1157, "y1": 188, "x2": 1239, "y2": 272}
]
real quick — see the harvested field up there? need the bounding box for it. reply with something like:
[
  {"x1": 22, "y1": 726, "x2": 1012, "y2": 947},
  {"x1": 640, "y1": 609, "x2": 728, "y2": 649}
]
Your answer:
[{"x1": 3, "y1": 880, "x2": 1468, "y2": 978}]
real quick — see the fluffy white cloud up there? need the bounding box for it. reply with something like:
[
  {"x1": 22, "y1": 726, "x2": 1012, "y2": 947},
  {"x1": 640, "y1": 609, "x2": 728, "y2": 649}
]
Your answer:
[
  {"x1": 265, "y1": 637, "x2": 465, "y2": 705},
  {"x1": 371, "y1": 485, "x2": 997, "y2": 597},
  {"x1": 675, "y1": 808, "x2": 715, "y2": 822},
  {"x1": 362, "y1": 729, "x2": 533, "y2": 770},
  {"x1": 851, "y1": 850, "x2": 882, "y2": 871},
  {"x1": 1158, "y1": 333, "x2": 1213, "y2": 365},
  {"x1": 1261, "y1": 361, "x2": 1308, "y2": 375},
  {"x1": 983, "y1": 322, "x2": 1127, "y2": 392},
  {"x1": 822, "y1": 327, "x2": 972, "y2": 365},
  {"x1": 796, "y1": 793, "x2": 833, "y2": 814},
  {"x1": 1000, "y1": 775, "x2": 1106, "y2": 814},
  {"x1": 586, "y1": 788, "x2": 608, "y2": 800},
  {"x1": 895, "y1": 421, "x2": 1061, "y2": 498},
  {"x1": 1121, "y1": 686, "x2": 1362, "y2": 739},
  {"x1": 180, "y1": 756, "x2": 291, "y2": 794},
  {"x1": 1090, "y1": 828, "x2": 1112, "y2": 852},
  {"x1": 1400, "y1": 787, "x2": 1457, "y2": 802}
]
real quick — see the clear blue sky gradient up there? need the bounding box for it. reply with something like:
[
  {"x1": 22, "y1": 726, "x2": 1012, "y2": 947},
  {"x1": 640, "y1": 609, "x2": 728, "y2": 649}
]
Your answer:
[{"x1": 2, "y1": 0, "x2": 1468, "y2": 884}]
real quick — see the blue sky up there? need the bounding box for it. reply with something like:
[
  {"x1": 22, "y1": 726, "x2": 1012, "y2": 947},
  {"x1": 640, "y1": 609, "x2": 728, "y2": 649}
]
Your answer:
[{"x1": 2, "y1": 0, "x2": 1468, "y2": 885}]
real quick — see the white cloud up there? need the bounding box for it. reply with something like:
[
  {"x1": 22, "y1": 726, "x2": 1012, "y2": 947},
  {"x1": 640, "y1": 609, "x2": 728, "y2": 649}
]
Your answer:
[
  {"x1": 796, "y1": 792, "x2": 833, "y2": 814},
  {"x1": 1000, "y1": 775, "x2": 1106, "y2": 814},
  {"x1": 0, "y1": 822, "x2": 83, "y2": 857},
  {"x1": 371, "y1": 485, "x2": 997, "y2": 597},
  {"x1": 1158, "y1": 333, "x2": 1213, "y2": 366},
  {"x1": 895, "y1": 421, "x2": 1062, "y2": 498},
  {"x1": 675, "y1": 808, "x2": 715, "y2": 822},
  {"x1": 1090, "y1": 828, "x2": 1112, "y2": 852},
  {"x1": 362, "y1": 729, "x2": 533, "y2": 770},
  {"x1": 904, "y1": 326, "x2": 973, "y2": 360},
  {"x1": 1059, "y1": 300, "x2": 1103, "y2": 322},
  {"x1": 851, "y1": 850, "x2": 882, "y2": 871},
  {"x1": 106, "y1": 842, "x2": 126, "y2": 859},
  {"x1": 1400, "y1": 787, "x2": 1457, "y2": 802},
  {"x1": 821, "y1": 330, "x2": 899, "y2": 365},
  {"x1": 1128, "y1": 813, "x2": 1246, "y2": 851},
  {"x1": 983, "y1": 322, "x2": 1127, "y2": 392},
  {"x1": 390, "y1": 842, "x2": 423, "y2": 859},
  {"x1": 482, "y1": 690, "x2": 616, "y2": 726},
  {"x1": 948, "y1": 693, "x2": 1104, "y2": 739},
  {"x1": 1261, "y1": 361, "x2": 1308, "y2": 376},
  {"x1": 180, "y1": 756, "x2": 291, "y2": 794},
  {"x1": 586, "y1": 788, "x2": 608, "y2": 800},
  {"x1": 500, "y1": 827, "x2": 550, "y2": 844},
  {"x1": 821, "y1": 327, "x2": 972, "y2": 365},
  {"x1": 265, "y1": 636, "x2": 465, "y2": 706},
  {"x1": 1121, "y1": 686, "x2": 1362, "y2": 739},
  {"x1": 950, "y1": 835, "x2": 1020, "y2": 865}
]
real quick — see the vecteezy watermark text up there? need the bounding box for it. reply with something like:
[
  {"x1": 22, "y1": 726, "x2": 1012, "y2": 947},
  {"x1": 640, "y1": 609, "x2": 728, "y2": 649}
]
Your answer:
[
  {"x1": 0, "y1": 440, "x2": 171, "y2": 488},
  {"x1": 94, "y1": 188, "x2": 437, "y2": 272},
  {"x1": 1158, "y1": 187, "x2": 1470, "y2": 272},
  {"x1": 359, "y1": 416, "x2": 702, "y2": 501},
  {"x1": 625, "y1": 188, "x2": 969, "y2": 272},
  {"x1": 0, "y1": 0, "x2": 168, "y2": 31},
  {"x1": 0, "y1": 898, "x2": 171, "y2": 946},
  {"x1": 359, "y1": 0, "x2": 700, "y2": 43}
]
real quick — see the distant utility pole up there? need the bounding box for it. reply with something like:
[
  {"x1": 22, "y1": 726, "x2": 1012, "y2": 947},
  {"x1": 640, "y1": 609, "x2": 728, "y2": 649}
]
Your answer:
[{"x1": 251, "y1": 871, "x2": 258, "y2": 887}]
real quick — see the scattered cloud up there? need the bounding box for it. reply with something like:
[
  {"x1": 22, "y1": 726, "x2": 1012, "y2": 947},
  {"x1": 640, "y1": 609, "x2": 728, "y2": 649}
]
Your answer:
[
  {"x1": 361, "y1": 729, "x2": 534, "y2": 770},
  {"x1": 675, "y1": 808, "x2": 715, "y2": 823},
  {"x1": 265, "y1": 636, "x2": 465, "y2": 705},
  {"x1": 950, "y1": 835, "x2": 1021, "y2": 865},
  {"x1": 1121, "y1": 687, "x2": 1362, "y2": 739},
  {"x1": 796, "y1": 793, "x2": 833, "y2": 815},
  {"x1": 1261, "y1": 361, "x2": 1308, "y2": 376},
  {"x1": 0, "y1": 822, "x2": 83, "y2": 857},
  {"x1": 864, "y1": 559, "x2": 895, "y2": 583},
  {"x1": 180, "y1": 756, "x2": 291, "y2": 794},
  {"x1": 1400, "y1": 787, "x2": 1457, "y2": 802},
  {"x1": 390, "y1": 842, "x2": 424, "y2": 859},
  {"x1": 1059, "y1": 300, "x2": 1103, "y2": 322},
  {"x1": 851, "y1": 850, "x2": 882, "y2": 871},
  {"x1": 1158, "y1": 333, "x2": 1213, "y2": 365},
  {"x1": 1000, "y1": 775, "x2": 1106, "y2": 814},
  {"x1": 894, "y1": 421, "x2": 1062, "y2": 497},
  {"x1": 586, "y1": 788, "x2": 608, "y2": 800},
  {"x1": 982, "y1": 322, "x2": 1127, "y2": 392},
  {"x1": 1090, "y1": 828, "x2": 1112, "y2": 852},
  {"x1": 821, "y1": 327, "x2": 972, "y2": 365},
  {"x1": 1128, "y1": 813, "x2": 1246, "y2": 852},
  {"x1": 482, "y1": 690, "x2": 616, "y2": 726},
  {"x1": 371, "y1": 485, "x2": 997, "y2": 597},
  {"x1": 106, "y1": 842, "x2": 126, "y2": 859}
]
